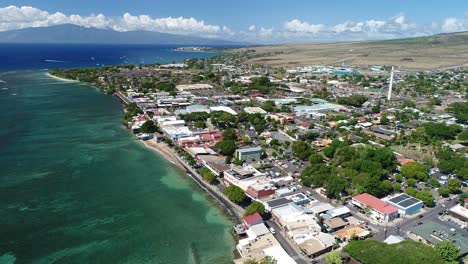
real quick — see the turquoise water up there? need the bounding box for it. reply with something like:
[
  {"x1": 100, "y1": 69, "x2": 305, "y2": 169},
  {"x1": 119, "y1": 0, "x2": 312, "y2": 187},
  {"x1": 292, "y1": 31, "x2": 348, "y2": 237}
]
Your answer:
[{"x1": 0, "y1": 71, "x2": 234, "y2": 264}]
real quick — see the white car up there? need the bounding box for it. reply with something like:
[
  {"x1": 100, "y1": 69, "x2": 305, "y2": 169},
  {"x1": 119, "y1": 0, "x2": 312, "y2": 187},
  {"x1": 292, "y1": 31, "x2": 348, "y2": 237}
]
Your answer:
[{"x1": 269, "y1": 227, "x2": 276, "y2": 235}]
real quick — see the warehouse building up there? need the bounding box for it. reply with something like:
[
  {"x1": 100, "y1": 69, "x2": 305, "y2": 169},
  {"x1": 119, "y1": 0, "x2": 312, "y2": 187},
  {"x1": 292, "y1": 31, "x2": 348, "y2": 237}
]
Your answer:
[{"x1": 384, "y1": 193, "x2": 424, "y2": 216}]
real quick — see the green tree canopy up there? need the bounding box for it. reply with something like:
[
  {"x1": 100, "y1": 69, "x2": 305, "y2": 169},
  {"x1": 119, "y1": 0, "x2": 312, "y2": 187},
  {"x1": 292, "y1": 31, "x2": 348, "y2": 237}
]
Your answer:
[
  {"x1": 200, "y1": 168, "x2": 216, "y2": 184},
  {"x1": 438, "y1": 187, "x2": 450, "y2": 197},
  {"x1": 325, "y1": 251, "x2": 342, "y2": 264},
  {"x1": 224, "y1": 185, "x2": 245, "y2": 204},
  {"x1": 326, "y1": 176, "x2": 349, "y2": 199},
  {"x1": 215, "y1": 140, "x2": 237, "y2": 157},
  {"x1": 447, "y1": 178, "x2": 461, "y2": 194},
  {"x1": 140, "y1": 120, "x2": 158, "y2": 133},
  {"x1": 291, "y1": 140, "x2": 313, "y2": 161},
  {"x1": 434, "y1": 241, "x2": 460, "y2": 262},
  {"x1": 244, "y1": 201, "x2": 265, "y2": 216},
  {"x1": 416, "y1": 189, "x2": 434, "y2": 207},
  {"x1": 401, "y1": 162, "x2": 428, "y2": 181}
]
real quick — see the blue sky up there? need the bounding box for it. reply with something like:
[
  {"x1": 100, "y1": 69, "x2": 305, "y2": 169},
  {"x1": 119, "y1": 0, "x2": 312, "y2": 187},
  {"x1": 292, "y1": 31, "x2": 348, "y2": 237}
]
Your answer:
[{"x1": 1, "y1": 0, "x2": 467, "y2": 43}]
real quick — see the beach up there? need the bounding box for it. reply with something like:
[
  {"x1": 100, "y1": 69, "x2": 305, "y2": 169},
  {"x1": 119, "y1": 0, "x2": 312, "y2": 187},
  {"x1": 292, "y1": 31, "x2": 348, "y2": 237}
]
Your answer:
[{"x1": 46, "y1": 72, "x2": 79, "y2": 82}]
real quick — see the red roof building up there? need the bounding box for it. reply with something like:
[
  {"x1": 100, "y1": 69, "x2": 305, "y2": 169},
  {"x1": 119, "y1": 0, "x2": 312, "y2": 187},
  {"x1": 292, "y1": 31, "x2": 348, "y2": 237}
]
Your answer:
[
  {"x1": 243, "y1": 212, "x2": 263, "y2": 229},
  {"x1": 352, "y1": 193, "x2": 398, "y2": 222}
]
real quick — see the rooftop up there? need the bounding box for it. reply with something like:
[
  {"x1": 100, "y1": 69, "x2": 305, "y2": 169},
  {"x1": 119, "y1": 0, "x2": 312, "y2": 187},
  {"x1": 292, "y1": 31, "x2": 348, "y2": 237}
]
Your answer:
[{"x1": 353, "y1": 193, "x2": 398, "y2": 215}]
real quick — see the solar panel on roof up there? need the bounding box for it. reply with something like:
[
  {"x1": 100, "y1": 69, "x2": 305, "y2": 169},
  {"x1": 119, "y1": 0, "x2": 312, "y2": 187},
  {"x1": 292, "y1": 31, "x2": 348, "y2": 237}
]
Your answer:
[
  {"x1": 399, "y1": 198, "x2": 420, "y2": 208},
  {"x1": 389, "y1": 194, "x2": 408, "y2": 203}
]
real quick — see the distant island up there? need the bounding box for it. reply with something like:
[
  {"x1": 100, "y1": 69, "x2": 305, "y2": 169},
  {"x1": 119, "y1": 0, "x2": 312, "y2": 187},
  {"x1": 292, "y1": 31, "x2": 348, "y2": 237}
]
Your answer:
[{"x1": 0, "y1": 24, "x2": 246, "y2": 46}]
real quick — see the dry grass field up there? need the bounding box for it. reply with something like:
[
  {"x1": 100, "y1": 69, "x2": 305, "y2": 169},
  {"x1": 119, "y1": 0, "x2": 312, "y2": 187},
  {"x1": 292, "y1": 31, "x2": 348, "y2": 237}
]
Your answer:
[{"x1": 238, "y1": 32, "x2": 468, "y2": 70}]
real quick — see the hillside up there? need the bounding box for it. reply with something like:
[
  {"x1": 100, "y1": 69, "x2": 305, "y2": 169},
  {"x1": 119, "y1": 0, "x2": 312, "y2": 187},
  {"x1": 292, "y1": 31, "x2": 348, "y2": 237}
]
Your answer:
[
  {"x1": 0, "y1": 24, "x2": 244, "y2": 46},
  {"x1": 240, "y1": 32, "x2": 468, "y2": 70}
]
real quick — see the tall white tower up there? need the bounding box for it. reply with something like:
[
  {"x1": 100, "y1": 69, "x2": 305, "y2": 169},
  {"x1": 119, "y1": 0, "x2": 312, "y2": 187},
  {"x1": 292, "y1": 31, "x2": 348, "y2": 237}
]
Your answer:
[{"x1": 387, "y1": 66, "x2": 394, "y2": 101}]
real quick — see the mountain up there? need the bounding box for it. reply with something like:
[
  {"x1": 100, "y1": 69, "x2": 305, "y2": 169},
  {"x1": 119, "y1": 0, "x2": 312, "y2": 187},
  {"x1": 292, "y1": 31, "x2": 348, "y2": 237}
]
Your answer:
[
  {"x1": 0, "y1": 24, "x2": 244, "y2": 45},
  {"x1": 241, "y1": 31, "x2": 468, "y2": 70}
]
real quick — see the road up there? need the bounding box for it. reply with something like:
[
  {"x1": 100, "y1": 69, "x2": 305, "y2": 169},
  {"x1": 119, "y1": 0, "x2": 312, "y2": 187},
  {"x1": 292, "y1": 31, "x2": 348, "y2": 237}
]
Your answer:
[{"x1": 266, "y1": 220, "x2": 309, "y2": 264}]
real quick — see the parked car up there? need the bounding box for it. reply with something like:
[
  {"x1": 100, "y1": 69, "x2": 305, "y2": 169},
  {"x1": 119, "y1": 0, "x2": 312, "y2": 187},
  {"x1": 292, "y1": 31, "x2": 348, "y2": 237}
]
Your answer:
[{"x1": 269, "y1": 227, "x2": 276, "y2": 235}]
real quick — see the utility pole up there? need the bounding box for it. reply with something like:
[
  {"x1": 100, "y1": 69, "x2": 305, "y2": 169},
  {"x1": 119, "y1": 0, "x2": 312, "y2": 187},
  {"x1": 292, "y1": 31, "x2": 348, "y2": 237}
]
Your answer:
[{"x1": 387, "y1": 66, "x2": 394, "y2": 101}]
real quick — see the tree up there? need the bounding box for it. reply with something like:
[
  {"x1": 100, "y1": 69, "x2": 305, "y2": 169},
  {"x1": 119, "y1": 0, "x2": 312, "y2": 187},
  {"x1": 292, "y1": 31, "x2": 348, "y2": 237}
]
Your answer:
[
  {"x1": 291, "y1": 141, "x2": 313, "y2": 161},
  {"x1": 457, "y1": 130, "x2": 468, "y2": 142},
  {"x1": 434, "y1": 241, "x2": 460, "y2": 262},
  {"x1": 224, "y1": 185, "x2": 245, "y2": 203},
  {"x1": 140, "y1": 120, "x2": 157, "y2": 133},
  {"x1": 222, "y1": 128, "x2": 238, "y2": 141},
  {"x1": 243, "y1": 256, "x2": 277, "y2": 264},
  {"x1": 416, "y1": 189, "x2": 434, "y2": 207},
  {"x1": 200, "y1": 168, "x2": 216, "y2": 184},
  {"x1": 394, "y1": 182, "x2": 402, "y2": 192},
  {"x1": 215, "y1": 140, "x2": 237, "y2": 156},
  {"x1": 380, "y1": 180, "x2": 393, "y2": 194},
  {"x1": 401, "y1": 162, "x2": 428, "y2": 181},
  {"x1": 405, "y1": 187, "x2": 418, "y2": 197},
  {"x1": 406, "y1": 178, "x2": 416, "y2": 187},
  {"x1": 326, "y1": 177, "x2": 349, "y2": 199},
  {"x1": 325, "y1": 251, "x2": 342, "y2": 264},
  {"x1": 395, "y1": 174, "x2": 403, "y2": 182},
  {"x1": 438, "y1": 187, "x2": 450, "y2": 197},
  {"x1": 428, "y1": 177, "x2": 440, "y2": 188},
  {"x1": 447, "y1": 178, "x2": 461, "y2": 194},
  {"x1": 244, "y1": 201, "x2": 265, "y2": 216},
  {"x1": 308, "y1": 152, "x2": 324, "y2": 164}
]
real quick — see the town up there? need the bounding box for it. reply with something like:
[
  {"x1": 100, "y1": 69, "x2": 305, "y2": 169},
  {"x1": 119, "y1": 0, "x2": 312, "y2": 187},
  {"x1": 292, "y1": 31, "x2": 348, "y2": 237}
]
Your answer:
[{"x1": 49, "y1": 51, "x2": 468, "y2": 264}]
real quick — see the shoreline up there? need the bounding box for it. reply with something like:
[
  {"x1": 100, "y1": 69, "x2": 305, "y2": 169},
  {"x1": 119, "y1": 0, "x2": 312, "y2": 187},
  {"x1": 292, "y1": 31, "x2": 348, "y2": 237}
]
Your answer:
[
  {"x1": 141, "y1": 138, "x2": 243, "y2": 222},
  {"x1": 47, "y1": 69, "x2": 242, "y2": 258},
  {"x1": 46, "y1": 72, "x2": 79, "y2": 83}
]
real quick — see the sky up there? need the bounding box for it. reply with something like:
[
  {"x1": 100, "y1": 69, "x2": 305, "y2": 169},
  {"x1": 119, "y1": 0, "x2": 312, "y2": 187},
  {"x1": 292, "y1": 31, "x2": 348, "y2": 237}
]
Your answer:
[{"x1": 0, "y1": 0, "x2": 467, "y2": 43}]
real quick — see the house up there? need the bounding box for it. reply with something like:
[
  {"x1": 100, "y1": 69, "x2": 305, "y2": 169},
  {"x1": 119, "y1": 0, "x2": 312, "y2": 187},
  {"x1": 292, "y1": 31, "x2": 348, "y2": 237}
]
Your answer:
[
  {"x1": 323, "y1": 218, "x2": 348, "y2": 232},
  {"x1": 244, "y1": 107, "x2": 267, "y2": 115},
  {"x1": 243, "y1": 212, "x2": 264, "y2": 230},
  {"x1": 352, "y1": 193, "x2": 399, "y2": 222},
  {"x1": 335, "y1": 225, "x2": 370, "y2": 240},
  {"x1": 297, "y1": 233, "x2": 335, "y2": 258},
  {"x1": 236, "y1": 146, "x2": 262, "y2": 162},
  {"x1": 323, "y1": 206, "x2": 351, "y2": 220}
]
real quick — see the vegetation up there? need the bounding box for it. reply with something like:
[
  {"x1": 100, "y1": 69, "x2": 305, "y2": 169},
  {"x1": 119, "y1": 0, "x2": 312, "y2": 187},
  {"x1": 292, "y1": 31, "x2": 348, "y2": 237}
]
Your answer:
[
  {"x1": 243, "y1": 256, "x2": 277, "y2": 264},
  {"x1": 139, "y1": 120, "x2": 157, "y2": 133},
  {"x1": 400, "y1": 162, "x2": 428, "y2": 181},
  {"x1": 200, "y1": 168, "x2": 216, "y2": 184},
  {"x1": 434, "y1": 241, "x2": 460, "y2": 263},
  {"x1": 325, "y1": 251, "x2": 342, "y2": 264},
  {"x1": 244, "y1": 201, "x2": 265, "y2": 216},
  {"x1": 343, "y1": 240, "x2": 445, "y2": 264},
  {"x1": 224, "y1": 185, "x2": 245, "y2": 204},
  {"x1": 447, "y1": 102, "x2": 468, "y2": 124}
]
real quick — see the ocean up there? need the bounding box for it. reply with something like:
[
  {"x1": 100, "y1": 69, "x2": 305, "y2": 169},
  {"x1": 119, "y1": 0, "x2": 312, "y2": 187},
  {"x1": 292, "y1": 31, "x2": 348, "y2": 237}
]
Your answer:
[
  {"x1": 0, "y1": 44, "x2": 216, "y2": 71},
  {"x1": 0, "y1": 45, "x2": 234, "y2": 264}
]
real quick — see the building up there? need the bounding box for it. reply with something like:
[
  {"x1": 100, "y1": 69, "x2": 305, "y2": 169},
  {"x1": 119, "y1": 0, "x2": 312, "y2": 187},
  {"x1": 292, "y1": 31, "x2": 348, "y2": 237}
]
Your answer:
[
  {"x1": 352, "y1": 193, "x2": 399, "y2": 222},
  {"x1": 236, "y1": 146, "x2": 262, "y2": 162},
  {"x1": 323, "y1": 206, "x2": 351, "y2": 220},
  {"x1": 264, "y1": 197, "x2": 293, "y2": 212},
  {"x1": 243, "y1": 212, "x2": 263, "y2": 229},
  {"x1": 410, "y1": 221, "x2": 468, "y2": 256},
  {"x1": 176, "y1": 83, "x2": 213, "y2": 91},
  {"x1": 297, "y1": 232, "x2": 335, "y2": 258},
  {"x1": 335, "y1": 225, "x2": 370, "y2": 240},
  {"x1": 384, "y1": 193, "x2": 424, "y2": 216},
  {"x1": 244, "y1": 107, "x2": 267, "y2": 115},
  {"x1": 323, "y1": 218, "x2": 348, "y2": 232},
  {"x1": 449, "y1": 204, "x2": 468, "y2": 223}
]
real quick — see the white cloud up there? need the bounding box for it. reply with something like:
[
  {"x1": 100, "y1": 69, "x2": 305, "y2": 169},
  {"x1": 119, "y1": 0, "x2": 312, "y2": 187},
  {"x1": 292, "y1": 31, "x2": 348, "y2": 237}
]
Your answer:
[
  {"x1": 284, "y1": 19, "x2": 324, "y2": 34},
  {"x1": 0, "y1": 5, "x2": 467, "y2": 44},
  {"x1": 0, "y1": 5, "x2": 229, "y2": 37}
]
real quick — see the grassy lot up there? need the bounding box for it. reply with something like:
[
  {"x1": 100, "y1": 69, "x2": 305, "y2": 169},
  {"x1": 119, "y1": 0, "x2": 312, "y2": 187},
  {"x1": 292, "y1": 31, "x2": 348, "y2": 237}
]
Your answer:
[
  {"x1": 238, "y1": 32, "x2": 468, "y2": 70},
  {"x1": 343, "y1": 240, "x2": 445, "y2": 264}
]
